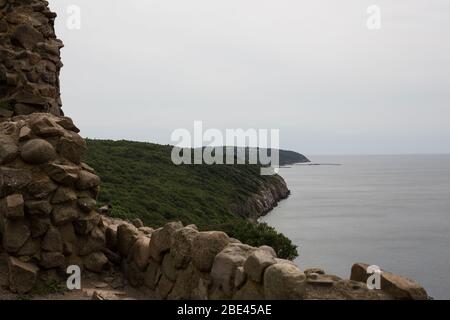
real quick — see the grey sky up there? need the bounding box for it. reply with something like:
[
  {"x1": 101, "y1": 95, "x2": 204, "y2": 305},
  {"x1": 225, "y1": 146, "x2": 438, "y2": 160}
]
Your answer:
[{"x1": 50, "y1": 0, "x2": 450, "y2": 155}]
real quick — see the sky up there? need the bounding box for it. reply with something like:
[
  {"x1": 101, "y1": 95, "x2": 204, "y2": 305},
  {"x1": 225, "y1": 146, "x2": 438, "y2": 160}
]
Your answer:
[{"x1": 50, "y1": 0, "x2": 450, "y2": 155}]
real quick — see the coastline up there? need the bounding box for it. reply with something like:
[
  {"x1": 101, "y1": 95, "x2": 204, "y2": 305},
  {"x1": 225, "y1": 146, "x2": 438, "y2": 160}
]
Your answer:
[{"x1": 230, "y1": 174, "x2": 291, "y2": 223}]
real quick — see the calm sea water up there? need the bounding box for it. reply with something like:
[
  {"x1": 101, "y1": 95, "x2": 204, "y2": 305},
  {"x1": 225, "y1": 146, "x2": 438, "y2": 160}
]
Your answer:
[{"x1": 261, "y1": 155, "x2": 450, "y2": 299}]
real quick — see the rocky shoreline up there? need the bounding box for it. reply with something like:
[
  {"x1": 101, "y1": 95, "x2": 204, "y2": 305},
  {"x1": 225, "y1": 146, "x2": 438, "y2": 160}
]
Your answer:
[{"x1": 231, "y1": 175, "x2": 290, "y2": 222}]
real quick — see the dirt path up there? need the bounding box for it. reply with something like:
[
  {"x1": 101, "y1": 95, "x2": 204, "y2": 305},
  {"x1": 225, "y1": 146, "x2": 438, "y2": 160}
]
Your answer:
[{"x1": 0, "y1": 253, "x2": 156, "y2": 300}]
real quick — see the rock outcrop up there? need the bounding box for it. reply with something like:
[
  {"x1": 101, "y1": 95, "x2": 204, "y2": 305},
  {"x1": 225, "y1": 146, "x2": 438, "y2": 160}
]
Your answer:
[
  {"x1": 0, "y1": 0, "x2": 63, "y2": 118},
  {"x1": 350, "y1": 263, "x2": 429, "y2": 300},
  {"x1": 231, "y1": 175, "x2": 290, "y2": 222}
]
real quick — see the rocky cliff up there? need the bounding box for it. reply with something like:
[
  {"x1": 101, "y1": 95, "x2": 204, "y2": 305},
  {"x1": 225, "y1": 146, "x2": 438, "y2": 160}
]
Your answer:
[
  {"x1": 231, "y1": 175, "x2": 290, "y2": 222},
  {"x1": 0, "y1": 0, "x2": 429, "y2": 300}
]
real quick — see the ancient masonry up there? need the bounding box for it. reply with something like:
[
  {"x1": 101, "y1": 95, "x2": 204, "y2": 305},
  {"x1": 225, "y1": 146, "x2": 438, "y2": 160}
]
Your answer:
[
  {"x1": 0, "y1": 0, "x2": 63, "y2": 117},
  {"x1": 0, "y1": 0, "x2": 429, "y2": 300}
]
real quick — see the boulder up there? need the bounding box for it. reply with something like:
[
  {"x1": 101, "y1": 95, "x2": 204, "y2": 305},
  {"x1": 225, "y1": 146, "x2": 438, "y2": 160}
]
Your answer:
[
  {"x1": 158, "y1": 274, "x2": 174, "y2": 300},
  {"x1": 13, "y1": 92, "x2": 48, "y2": 109},
  {"x1": 264, "y1": 263, "x2": 306, "y2": 300},
  {"x1": 43, "y1": 163, "x2": 79, "y2": 187},
  {"x1": 2, "y1": 193, "x2": 24, "y2": 219},
  {"x1": 132, "y1": 218, "x2": 144, "y2": 228},
  {"x1": 17, "y1": 237, "x2": 41, "y2": 257},
  {"x1": 148, "y1": 222, "x2": 183, "y2": 262},
  {"x1": 55, "y1": 117, "x2": 80, "y2": 133},
  {"x1": 8, "y1": 257, "x2": 39, "y2": 294},
  {"x1": 78, "y1": 227, "x2": 105, "y2": 256},
  {"x1": 0, "y1": 108, "x2": 13, "y2": 118},
  {"x1": 25, "y1": 200, "x2": 52, "y2": 216},
  {"x1": 144, "y1": 259, "x2": 162, "y2": 290},
  {"x1": 0, "y1": 167, "x2": 32, "y2": 197},
  {"x1": 131, "y1": 236, "x2": 151, "y2": 270},
  {"x1": 91, "y1": 291, "x2": 108, "y2": 301},
  {"x1": 40, "y1": 252, "x2": 65, "y2": 269},
  {"x1": 161, "y1": 253, "x2": 177, "y2": 282},
  {"x1": 125, "y1": 261, "x2": 145, "y2": 287},
  {"x1": 13, "y1": 24, "x2": 44, "y2": 50},
  {"x1": 30, "y1": 116, "x2": 64, "y2": 137},
  {"x1": 116, "y1": 223, "x2": 139, "y2": 257},
  {"x1": 83, "y1": 252, "x2": 108, "y2": 273},
  {"x1": 58, "y1": 135, "x2": 86, "y2": 164},
  {"x1": 77, "y1": 197, "x2": 97, "y2": 213},
  {"x1": 41, "y1": 227, "x2": 63, "y2": 252},
  {"x1": 350, "y1": 263, "x2": 428, "y2": 300},
  {"x1": 305, "y1": 268, "x2": 325, "y2": 276},
  {"x1": 139, "y1": 227, "x2": 154, "y2": 235},
  {"x1": 258, "y1": 245, "x2": 277, "y2": 258},
  {"x1": 105, "y1": 225, "x2": 118, "y2": 250},
  {"x1": 191, "y1": 231, "x2": 230, "y2": 272},
  {"x1": 167, "y1": 263, "x2": 207, "y2": 300},
  {"x1": 3, "y1": 219, "x2": 31, "y2": 253},
  {"x1": 30, "y1": 217, "x2": 51, "y2": 238},
  {"x1": 0, "y1": 19, "x2": 6, "y2": 33},
  {"x1": 306, "y1": 274, "x2": 338, "y2": 287},
  {"x1": 73, "y1": 212, "x2": 100, "y2": 235},
  {"x1": 19, "y1": 126, "x2": 33, "y2": 141},
  {"x1": 20, "y1": 139, "x2": 57, "y2": 164},
  {"x1": 76, "y1": 170, "x2": 100, "y2": 190},
  {"x1": 101, "y1": 248, "x2": 121, "y2": 265},
  {"x1": 211, "y1": 243, "x2": 256, "y2": 296},
  {"x1": 26, "y1": 175, "x2": 57, "y2": 199},
  {"x1": 58, "y1": 223, "x2": 78, "y2": 255},
  {"x1": 0, "y1": 135, "x2": 19, "y2": 164},
  {"x1": 14, "y1": 103, "x2": 40, "y2": 116},
  {"x1": 51, "y1": 204, "x2": 79, "y2": 225},
  {"x1": 170, "y1": 226, "x2": 198, "y2": 269},
  {"x1": 234, "y1": 266, "x2": 247, "y2": 289},
  {"x1": 233, "y1": 280, "x2": 265, "y2": 300},
  {"x1": 244, "y1": 249, "x2": 276, "y2": 283},
  {"x1": 51, "y1": 187, "x2": 77, "y2": 204}
]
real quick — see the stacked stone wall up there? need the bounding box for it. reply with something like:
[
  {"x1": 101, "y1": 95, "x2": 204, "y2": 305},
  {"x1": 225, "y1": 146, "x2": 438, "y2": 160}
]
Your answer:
[
  {"x1": 0, "y1": 113, "x2": 106, "y2": 293},
  {"x1": 1, "y1": 0, "x2": 64, "y2": 118}
]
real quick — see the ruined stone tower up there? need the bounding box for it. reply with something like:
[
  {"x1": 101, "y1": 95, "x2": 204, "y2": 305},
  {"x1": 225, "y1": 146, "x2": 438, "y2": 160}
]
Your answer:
[
  {"x1": 1, "y1": 0, "x2": 64, "y2": 117},
  {"x1": 1, "y1": 0, "x2": 107, "y2": 294}
]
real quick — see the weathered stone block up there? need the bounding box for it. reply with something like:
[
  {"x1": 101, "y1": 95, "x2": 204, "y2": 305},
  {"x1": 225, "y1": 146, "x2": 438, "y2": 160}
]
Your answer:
[{"x1": 8, "y1": 257, "x2": 39, "y2": 294}]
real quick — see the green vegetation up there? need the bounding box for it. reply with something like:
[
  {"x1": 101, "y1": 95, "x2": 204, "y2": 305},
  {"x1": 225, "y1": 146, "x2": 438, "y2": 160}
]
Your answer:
[
  {"x1": 33, "y1": 279, "x2": 68, "y2": 295},
  {"x1": 0, "y1": 100, "x2": 13, "y2": 110},
  {"x1": 84, "y1": 139, "x2": 298, "y2": 260},
  {"x1": 17, "y1": 279, "x2": 68, "y2": 300},
  {"x1": 276, "y1": 149, "x2": 310, "y2": 166}
]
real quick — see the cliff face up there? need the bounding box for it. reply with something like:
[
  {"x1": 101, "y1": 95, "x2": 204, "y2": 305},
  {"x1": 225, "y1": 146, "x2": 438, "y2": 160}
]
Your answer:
[
  {"x1": 0, "y1": 0, "x2": 63, "y2": 117},
  {"x1": 231, "y1": 175, "x2": 290, "y2": 222}
]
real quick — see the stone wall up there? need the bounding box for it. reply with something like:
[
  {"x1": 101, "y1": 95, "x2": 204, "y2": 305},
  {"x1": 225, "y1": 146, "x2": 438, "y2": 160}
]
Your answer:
[
  {"x1": 1, "y1": 0, "x2": 64, "y2": 118},
  {"x1": 106, "y1": 218, "x2": 429, "y2": 300},
  {"x1": 0, "y1": 113, "x2": 107, "y2": 294},
  {"x1": 105, "y1": 219, "x2": 307, "y2": 300}
]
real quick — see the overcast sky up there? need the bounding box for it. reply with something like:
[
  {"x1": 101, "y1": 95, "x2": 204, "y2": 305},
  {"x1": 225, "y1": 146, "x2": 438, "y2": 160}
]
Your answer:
[{"x1": 50, "y1": 0, "x2": 450, "y2": 155}]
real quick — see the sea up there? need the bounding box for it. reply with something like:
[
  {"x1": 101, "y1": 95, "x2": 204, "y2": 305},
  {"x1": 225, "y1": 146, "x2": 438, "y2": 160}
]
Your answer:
[{"x1": 260, "y1": 155, "x2": 450, "y2": 299}]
